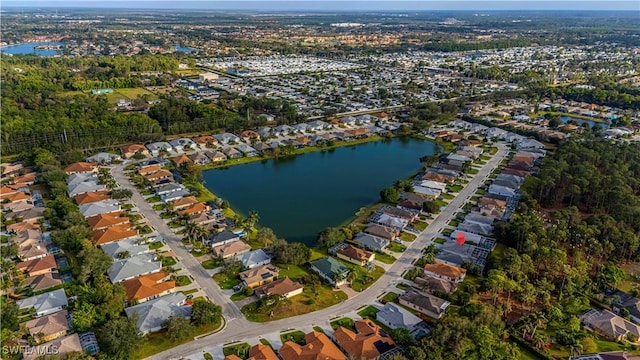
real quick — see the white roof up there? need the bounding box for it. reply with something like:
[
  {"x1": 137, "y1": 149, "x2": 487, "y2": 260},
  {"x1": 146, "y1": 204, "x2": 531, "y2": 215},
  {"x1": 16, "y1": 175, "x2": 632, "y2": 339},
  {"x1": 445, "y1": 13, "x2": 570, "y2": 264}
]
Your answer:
[{"x1": 16, "y1": 288, "x2": 68, "y2": 315}]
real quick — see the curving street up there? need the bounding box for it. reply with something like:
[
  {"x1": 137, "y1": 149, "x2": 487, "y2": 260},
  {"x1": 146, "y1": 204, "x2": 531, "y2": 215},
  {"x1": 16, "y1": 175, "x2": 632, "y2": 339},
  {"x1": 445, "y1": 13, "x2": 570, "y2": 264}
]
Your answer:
[{"x1": 136, "y1": 142, "x2": 509, "y2": 360}]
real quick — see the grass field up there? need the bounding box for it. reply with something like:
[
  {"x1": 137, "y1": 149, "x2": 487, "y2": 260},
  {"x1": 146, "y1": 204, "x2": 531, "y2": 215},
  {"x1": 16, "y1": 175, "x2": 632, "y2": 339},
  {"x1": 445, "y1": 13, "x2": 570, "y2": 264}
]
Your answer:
[
  {"x1": 375, "y1": 252, "x2": 396, "y2": 264},
  {"x1": 133, "y1": 321, "x2": 221, "y2": 358},
  {"x1": 399, "y1": 232, "x2": 416, "y2": 242},
  {"x1": 213, "y1": 273, "x2": 240, "y2": 289},
  {"x1": 242, "y1": 286, "x2": 348, "y2": 322},
  {"x1": 357, "y1": 305, "x2": 380, "y2": 319}
]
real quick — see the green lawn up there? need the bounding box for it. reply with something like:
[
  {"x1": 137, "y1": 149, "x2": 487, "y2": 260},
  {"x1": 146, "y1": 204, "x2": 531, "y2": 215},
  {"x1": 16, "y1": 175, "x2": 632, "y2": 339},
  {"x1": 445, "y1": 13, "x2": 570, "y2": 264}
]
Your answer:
[
  {"x1": 399, "y1": 232, "x2": 416, "y2": 242},
  {"x1": 357, "y1": 305, "x2": 380, "y2": 319},
  {"x1": 396, "y1": 283, "x2": 410, "y2": 291},
  {"x1": 276, "y1": 264, "x2": 309, "y2": 281},
  {"x1": 181, "y1": 288, "x2": 198, "y2": 295},
  {"x1": 259, "y1": 338, "x2": 272, "y2": 346},
  {"x1": 133, "y1": 321, "x2": 221, "y2": 358},
  {"x1": 382, "y1": 292, "x2": 399, "y2": 303},
  {"x1": 434, "y1": 238, "x2": 447, "y2": 244},
  {"x1": 149, "y1": 241, "x2": 164, "y2": 250},
  {"x1": 475, "y1": 189, "x2": 486, "y2": 195},
  {"x1": 375, "y1": 252, "x2": 396, "y2": 264},
  {"x1": 162, "y1": 257, "x2": 177, "y2": 267},
  {"x1": 281, "y1": 330, "x2": 306, "y2": 345},
  {"x1": 230, "y1": 292, "x2": 250, "y2": 301},
  {"x1": 330, "y1": 317, "x2": 355, "y2": 331},
  {"x1": 242, "y1": 286, "x2": 347, "y2": 322},
  {"x1": 467, "y1": 168, "x2": 479, "y2": 175},
  {"x1": 202, "y1": 258, "x2": 223, "y2": 270},
  {"x1": 313, "y1": 326, "x2": 326, "y2": 334},
  {"x1": 349, "y1": 264, "x2": 385, "y2": 292},
  {"x1": 388, "y1": 243, "x2": 406, "y2": 253},
  {"x1": 442, "y1": 193, "x2": 455, "y2": 200},
  {"x1": 223, "y1": 342, "x2": 251, "y2": 358},
  {"x1": 213, "y1": 273, "x2": 240, "y2": 289},
  {"x1": 447, "y1": 185, "x2": 464, "y2": 192},
  {"x1": 412, "y1": 221, "x2": 428, "y2": 231},
  {"x1": 175, "y1": 275, "x2": 192, "y2": 287}
]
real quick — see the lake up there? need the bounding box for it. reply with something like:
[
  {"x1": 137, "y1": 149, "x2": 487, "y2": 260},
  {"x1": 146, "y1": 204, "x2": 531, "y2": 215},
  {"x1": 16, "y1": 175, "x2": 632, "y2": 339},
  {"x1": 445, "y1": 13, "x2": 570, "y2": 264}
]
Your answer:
[
  {"x1": 175, "y1": 45, "x2": 200, "y2": 53},
  {"x1": 561, "y1": 116, "x2": 609, "y2": 129},
  {"x1": 202, "y1": 137, "x2": 438, "y2": 246},
  {"x1": 1, "y1": 42, "x2": 65, "y2": 56}
]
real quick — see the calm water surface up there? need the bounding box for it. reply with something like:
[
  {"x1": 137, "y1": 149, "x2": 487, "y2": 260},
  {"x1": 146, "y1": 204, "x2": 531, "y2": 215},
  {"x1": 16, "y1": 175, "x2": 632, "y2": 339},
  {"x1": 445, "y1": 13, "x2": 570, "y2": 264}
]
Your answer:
[
  {"x1": 203, "y1": 137, "x2": 438, "y2": 245},
  {"x1": 1, "y1": 42, "x2": 64, "y2": 56}
]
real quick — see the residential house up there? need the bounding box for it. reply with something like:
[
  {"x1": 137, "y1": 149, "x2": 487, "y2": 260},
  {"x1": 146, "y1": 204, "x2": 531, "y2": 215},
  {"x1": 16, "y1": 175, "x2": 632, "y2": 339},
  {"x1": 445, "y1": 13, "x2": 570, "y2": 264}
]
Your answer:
[
  {"x1": 91, "y1": 223, "x2": 138, "y2": 246},
  {"x1": 160, "y1": 188, "x2": 191, "y2": 203},
  {"x1": 256, "y1": 126, "x2": 272, "y2": 139},
  {"x1": 22, "y1": 333, "x2": 83, "y2": 360},
  {"x1": 398, "y1": 192, "x2": 427, "y2": 211},
  {"x1": 79, "y1": 200, "x2": 120, "y2": 219},
  {"x1": 488, "y1": 184, "x2": 518, "y2": 198},
  {"x1": 253, "y1": 142, "x2": 271, "y2": 153},
  {"x1": 272, "y1": 125, "x2": 294, "y2": 137},
  {"x1": 169, "y1": 138, "x2": 196, "y2": 153},
  {"x1": 353, "y1": 233, "x2": 390, "y2": 252},
  {"x1": 222, "y1": 146, "x2": 242, "y2": 159},
  {"x1": 308, "y1": 120, "x2": 329, "y2": 131},
  {"x1": 292, "y1": 123, "x2": 310, "y2": 133},
  {"x1": 192, "y1": 135, "x2": 218, "y2": 149},
  {"x1": 279, "y1": 331, "x2": 347, "y2": 360},
  {"x1": 205, "y1": 230, "x2": 240, "y2": 247},
  {"x1": 121, "y1": 271, "x2": 176, "y2": 303},
  {"x1": 381, "y1": 207, "x2": 419, "y2": 223},
  {"x1": 613, "y1": 292, "x2": 640, "y2": 324},
  {"x1": 399, "y1": 289, "x2": 450, "y2": 319},
  {"x1": 239, "y1": 130, "x2": 261, "y2": 142},
  {"x1": 23, "y1": 310, "x2": 69, "y2": 344},
  {"x1": 334, "y1": 319, "x2": 396, "y2": 360},
  {"x1": 337, "y1": 245, "x2": 374, "y2": 266},
  {"x1": 125, "y1": 293, "x2": 191, "y2": 335},
  {"x1": 236, "y1": 143, "x2": 259, "y2": 157},
  {"x1": 68, "y1": 181, "x2": 107, "y2": 197},
  {"x1": 581, "y1": 310, "x2": 640, "y2": 344},
  {"x1": 13, "y1": 229, "x2": 49, "y2": 261},
  {"x1": 85, "y1": 152, "x2": 121, "y2": 164},
  {"x1": 235, "y1": 249, "x2": 271, "y2": 269},
  {"x1": 87, "y1": 212, "x2": 129, "y2": 231},
  {"x1": 100, "y1": 238, "x2": 150, "y2": 260},
  {"x1": 213, "y1": 133, "x2": 241, "y2": 145},
  {"x1": 364, "y1": 224, "x2": 398, "y2": 241},
  {"x1": 190, "y1": 212, "x2": 219, "y2": 227},
  {"x1": 423, "y1": 262, "x2": 467, "y2": 283},
  {"x1": 145, "y1": 142, "x2": 173, "y2": 156},
  {"x1": 239, "y1": 265, "x2": 280, "y2": 288},
  {"x1": 107, "y1": 253, "x2": 162, "y2": 283},
  {"x1": 169, "y1": 196, "x2": 198, "y2": 210},
  {"x1": 414, "y1": 275, "x2": 458, "y2": 295},
  {"x1": 310, "y1": 257, "x2": 350, "y2": 287},
  {"x1": 206, "y1": 150, "x2": 228, "y2": 162},
  {"x1": 121, "y1": 144, "x2": 149, "y2": 159},
  {"x1": 138, "y1": 164, "x2": 162, "y2": 176},
  {"x1": 254, "y1": 277, "x2": 303, "y2": 299},
  {"x1": 16, "y1": 255, "x2": 57, "y2": 277},
  {"x1": 74, "y1": 190, "x2": 111, "y2": 206},
  {"x1": 419, "y1": 180, "x2": 447, "y2": 193},
  {"x1": 64, "y1": 162, "x2": 97, "y2": 174},
  {"x1": 172, "y1": 154, "x2": 192, "y2": 166},
  {"x1": 212, "y1": 240, "x2": 252, "y2": 259},
  {"x1": 517, "y1": 138, "x2": 545, "y2": 150},
  {"x1": 376, "y1": 303, "x2": 423, "y2": 331},
  {"x1": 27, "y1": 272, "x2": 63, "y2": 292},
  {"x1": 189, "y1": 152, "x2": 211, "y2": 165},
  {"x1": 247, "y1": 344, "x2": 279, "y2": 360},
  {"x1": 16, "y1": 288, "x2": 68, "y2": 317},
  {"x1": 144, "y1": 169, "x2": 174, "y2": 183},
  {"x1": 177, "y1": 202, "x2": 209, "y2": 217}
]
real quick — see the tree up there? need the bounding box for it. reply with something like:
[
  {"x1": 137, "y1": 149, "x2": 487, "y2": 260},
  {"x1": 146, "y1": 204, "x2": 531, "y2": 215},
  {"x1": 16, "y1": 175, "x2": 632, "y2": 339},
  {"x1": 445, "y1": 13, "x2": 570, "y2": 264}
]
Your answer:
[
  {"x1": 110, "y1": 188, "x2": 133, "y2": 200},
  {"x1": 391, "y1": 328, "x2": 415, "y2": 347},
  {"x1": 223, "y1": 258, "x2": 245, "y2": 277},
  {"x1": 77, "y1": 242, "x2": 114, "y2": 284},
  {"x1": 422, "y1": 200, "x2": 440, "y2": 213},
  {"x1": 380, "y1": 187, "x2": 400, "y2": 203},
  {"x1": 272, "y1": 240, "x2": 311, "y2": 265},
  {"x1": 72, "y1": 302, "x2": 97, "y2": 332},
  {"x1": 317, "y1": 227, "x2": 346, "y2": 248},
  {"x1": 256, "y1": 227, "x2": 277, "y2": 247},
  {"x1": 164, "y1": 315, "x2": 194, "y2": 341},
  {"x1": 98, "y1": 315, "x2": 141, "y2": 359},
  {"x1": 191, "y1": 300, "x2": 222, "y2": 326}
]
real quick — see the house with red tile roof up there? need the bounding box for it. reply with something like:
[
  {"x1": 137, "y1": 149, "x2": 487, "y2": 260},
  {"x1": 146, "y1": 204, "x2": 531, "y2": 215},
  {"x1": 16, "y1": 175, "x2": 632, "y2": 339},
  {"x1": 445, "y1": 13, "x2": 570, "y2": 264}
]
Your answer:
[
  {"x1": 121, "y1": 144, "x2": 149, "y2": 159},
  {"x1": 334, "y1": 320, "x2": 396, "y2": 360},
  {"x1": 247, "y1": 344, "x2": 279, "y2": 360},
  {"x1": 254, "y1": 278, "x2": 303, "y2": 299},
  {"x1": 64, "y1": 162, "x2": 98, "y2": 174},
  {"x1": 74, "y1": 190, "x2": 111, "y2": 205},
  {"x1": 279, "y1": 331, "x2": 347, "y2": 360},
  {"x1": 91, "y1": 224, "x2": 138, "y2": 245},
  {"x1": 16, "y1": 255, "x2": 57, "y2": 277},
  {"x1": 423, "y1": 262, "x2": 467, "y2": 283},
  {"x1": 121, "y1": 271, "x2": 176, "y2": 303},
  {"x1": 87, "y1": 212, "x2": 130, "y2": 231},
  {"x1": 337, "y1": 245, "x2": 374, "y2": 266}
]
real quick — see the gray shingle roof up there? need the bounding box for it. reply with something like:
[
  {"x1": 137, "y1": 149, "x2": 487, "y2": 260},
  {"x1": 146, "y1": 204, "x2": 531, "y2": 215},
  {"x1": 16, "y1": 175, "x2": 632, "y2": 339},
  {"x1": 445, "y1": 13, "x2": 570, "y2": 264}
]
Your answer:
[
  {"x1": 124, "y1": 293, "x2": 191, "y2": 334},
  {"x1": 107, "y1": 253, "x2": 161, "y2": 283},
  {"x1": 16, "y1": 288, "x2": 68, "y2": 316}
]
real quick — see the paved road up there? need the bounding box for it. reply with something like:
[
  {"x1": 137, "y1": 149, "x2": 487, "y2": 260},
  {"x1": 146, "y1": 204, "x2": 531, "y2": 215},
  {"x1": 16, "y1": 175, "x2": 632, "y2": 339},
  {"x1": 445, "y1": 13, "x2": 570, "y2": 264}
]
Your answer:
[
  {"x1": 146, "y1": 143, "x2": 509, "y2": 360},
  {"x1": 111, "y1": 167, "x2": 243, "y2": 321}
]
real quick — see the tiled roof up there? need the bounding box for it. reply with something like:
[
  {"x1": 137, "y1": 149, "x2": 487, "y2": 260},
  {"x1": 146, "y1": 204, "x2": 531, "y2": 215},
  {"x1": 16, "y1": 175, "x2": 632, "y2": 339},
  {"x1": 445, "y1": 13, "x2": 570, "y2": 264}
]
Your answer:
[
  {"x1": 169, "y1": 196, "x2": 198, "y2": 208},
  {"x1": 87, "y1": 212, "x2": 129, "y2": 230},
  {"x1": 16, "y1": 255, "x2": 57, "y2": 276},
  {"x1": 121, "y1": 271, "x2": 175, "y2": 301},
  {"x1": 334, "y1": 320, "x2": 396, "y2": 360},
  {"x1": 64, "y1": 162, "x2": 97, "y2": 173},
  {"x1": 254, "y1": 278, "x2": 303, "y2": 298},
  {"x1": 91, "y1": 224, "x2": 138, "y2": 245},
  {"x1": 24, "y1": 310, "x2": 69, "y2": 338},
  {"x1": 177, "y1": 203, "x2": 208, "y2": 216},
  {"x1": 424, "y1": 262, "x2": 467, "y2": 279},
  {"x1": 248, "y1": 344, "x2": 279, "y2": 360},
  {"x1": 337, "y1": 245, "x2": 373, "y2": 262},
  {"x1": 279, "y1": 331, "x2": 347, "y2": 360},
  {"x1": 138, "y1": 165, "x2": 162, "y2": 175},
  {"x1": 74, "y1": 191, "x2": 111, "y2": 205}
]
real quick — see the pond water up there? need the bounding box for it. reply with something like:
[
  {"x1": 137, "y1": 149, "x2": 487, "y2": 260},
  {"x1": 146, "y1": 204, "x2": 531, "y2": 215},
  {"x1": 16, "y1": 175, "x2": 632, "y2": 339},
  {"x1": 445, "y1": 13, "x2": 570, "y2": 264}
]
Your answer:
[
  {"x1": 1, "y1": 42, "x2": 64, "y2": 56},
  {"x1": 203, "y1": 137, "x2": 438, "y2": 246},
  {"x1": 175, "y1": 45, "x2": 200, "y2": 53},
  {"x1": 561, "y1": 116, "x2": 609, "y2": 129}
]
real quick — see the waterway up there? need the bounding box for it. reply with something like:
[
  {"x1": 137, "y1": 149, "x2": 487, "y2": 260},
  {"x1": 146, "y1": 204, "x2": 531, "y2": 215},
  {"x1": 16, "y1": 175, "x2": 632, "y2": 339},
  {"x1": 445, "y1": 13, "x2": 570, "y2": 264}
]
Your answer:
[
  {"x1": 202, "y1": 137, "x2": 438, "y2": 246},
  {"x1": 175, "y1": 45, "x2": 200, "y2": 53},
  {"x1": 561, "y1": 116, "x2": 609, "y2": 129},
  {"x1": 1, "y1": 42, "x2": 65, "y2": 56}
]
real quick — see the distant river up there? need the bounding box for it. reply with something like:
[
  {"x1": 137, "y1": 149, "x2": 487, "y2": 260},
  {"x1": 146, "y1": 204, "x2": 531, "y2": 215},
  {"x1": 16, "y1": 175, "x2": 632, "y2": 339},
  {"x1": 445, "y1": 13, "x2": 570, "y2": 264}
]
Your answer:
[
  {"x1": 203, "y1": 137, "x2": 438, "y2": 246},
  {"x1": 1, "y1": 42, "x2": 64, "y2": 56}
]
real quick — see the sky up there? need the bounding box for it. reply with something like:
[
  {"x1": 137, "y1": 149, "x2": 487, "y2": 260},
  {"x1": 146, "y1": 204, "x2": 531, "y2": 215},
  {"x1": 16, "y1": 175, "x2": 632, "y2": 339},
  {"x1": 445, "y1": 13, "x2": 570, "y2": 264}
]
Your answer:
[{"x1": 3, "y1": 1, "x2": 639, "y2": 11}]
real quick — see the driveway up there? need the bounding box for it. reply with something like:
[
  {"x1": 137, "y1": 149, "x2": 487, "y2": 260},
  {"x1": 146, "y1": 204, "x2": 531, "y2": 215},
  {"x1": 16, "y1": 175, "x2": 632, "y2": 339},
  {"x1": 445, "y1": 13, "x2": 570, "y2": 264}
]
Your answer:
[{"x1": 145, "y1": 143, "x2": 509, "y2": 360}]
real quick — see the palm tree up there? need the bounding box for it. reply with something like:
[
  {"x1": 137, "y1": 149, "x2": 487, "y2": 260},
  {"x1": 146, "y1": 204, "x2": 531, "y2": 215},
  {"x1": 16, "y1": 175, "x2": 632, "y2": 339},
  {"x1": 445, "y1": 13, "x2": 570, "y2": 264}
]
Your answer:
[
  {"x1": 183, "y1": 221, "x2": 199, "y2": 245},
  {"x1": 247, "y1": 210, "x2": 259, "y2": 228}
]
